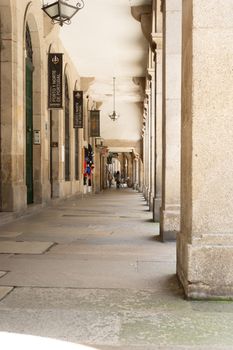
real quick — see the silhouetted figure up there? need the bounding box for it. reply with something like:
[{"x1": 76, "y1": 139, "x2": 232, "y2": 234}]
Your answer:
[{"x1": 115, "y1": 171, "x2": 121, "y2": 189}]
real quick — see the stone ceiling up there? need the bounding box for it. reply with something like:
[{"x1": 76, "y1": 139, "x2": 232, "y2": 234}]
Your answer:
[{"x1": 60, "y1": 0, "x2": 152, "y2": 103}]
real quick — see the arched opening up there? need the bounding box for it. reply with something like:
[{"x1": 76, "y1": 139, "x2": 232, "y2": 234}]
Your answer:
[
  {"x1": 25, "y1": 23, "x2": 34, "y2": 204},
  {"x1": 65, "y1": 75, "x2": 70, "y2": 181}
]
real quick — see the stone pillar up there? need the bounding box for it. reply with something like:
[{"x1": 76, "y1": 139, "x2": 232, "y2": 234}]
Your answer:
[
  {"x1": 159, "y1": 0, "x2": 182, "y2": 241},
  {"x1": 139, "y1": 158, "x2": 143, "y2": 192},
  {"x1": 135, "y1": 157, "x2": 139, "y2": 190},
  {"x1": 132, "y1": 158, "x2": 136, "y2": 188},
  {"x1": 93, "y1": 147, "x2": 101, "y2": 193},
  {"x1": 152, "y1": 8, "x2": 163, "y2": 221},
  {"x1": 126, "y1": 153, "x2": 133, "y2": 187},
  {"x1": 146, "y1": 85, "x2": 152, "y2": 203},
  {"x1": 0, "y1": 4, "x2": 27, "y2": 212},
  {"x1": 178, "y1": 0, "x2": 233, "y2": 299},
  {"x1": 50, "y1": 109, "x2": 61, "y2": 197},
  {"x1": 148, "y1": 65, "x2": 156, "y2": 211},
  {"x1": 143, "y1": 97, "x2": 150, "y2": 200}
]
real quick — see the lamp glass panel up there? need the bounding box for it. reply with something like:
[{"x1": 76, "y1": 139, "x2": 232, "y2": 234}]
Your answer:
[
  {"x1": 60, "y1": 3, "x2": 78, "y2": 18},
  {"x1": 43, "y1": 3, "x2": 59, "y2": 18}
]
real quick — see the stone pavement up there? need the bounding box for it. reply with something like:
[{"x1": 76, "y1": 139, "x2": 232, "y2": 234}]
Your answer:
[{"x1": 0, "y1": 189, "x2": 233, "y2": 350}]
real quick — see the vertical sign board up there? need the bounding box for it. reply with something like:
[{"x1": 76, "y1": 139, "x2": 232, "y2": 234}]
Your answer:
[
  {"x1": 73, "y1": 91, "x2": 83, "y2": 128},
  {"x1": 90, "y1": 110, "x2": 100, "y2": 137},
  {"x1": 48, "y1": 53, "x2": 63, "y2": 109}
]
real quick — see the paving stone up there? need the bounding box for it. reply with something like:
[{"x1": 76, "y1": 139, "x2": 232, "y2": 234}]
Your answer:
[
  {"x1": 0, "y1": 190, "x2": 232, "y2": 348},
  {"x1": 0, "y1": 241, "x2": 54, "y2": 254},
  {"x1": 0, "y1": 231, "x2": 22, "y2": 238},
  {"x1": 0, "y1": 286, "x2": 13, "y2": 301},
  {"x1": 0, "y1": 271, "x2": 7, "y2": 278}
]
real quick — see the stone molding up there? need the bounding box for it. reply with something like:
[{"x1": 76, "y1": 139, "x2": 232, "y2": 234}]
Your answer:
[
  {"x1": 80, "y1": 77, "x2": 95, "y2": 93},
  {"x1": 151, "y1": 32, "x2": 163, "y2": 50},
  {"x1": 131, "y1": 5, "x2": 153, "y2": 47}
]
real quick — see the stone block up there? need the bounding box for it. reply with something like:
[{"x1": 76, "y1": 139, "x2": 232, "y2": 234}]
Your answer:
[
  {"x1": 185, "y1": 244, "x2": 233, "y2": 299},
  {"x1": 160, "y1": 208, "x2": 180, "y2": 241}
]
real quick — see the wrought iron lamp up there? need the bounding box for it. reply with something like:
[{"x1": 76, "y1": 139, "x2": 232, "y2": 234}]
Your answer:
[
  {"x1": 42, "y1": 0, "x2": 84, "y2": 26},
  {"x1": 109, "y1": 77, "x2": 120, "y2": 121}
]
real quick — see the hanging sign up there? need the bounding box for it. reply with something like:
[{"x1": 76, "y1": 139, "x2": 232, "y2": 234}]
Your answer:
[
  {"x1": 90, "y1": 110, "x2": 100, "y2": 137},
  {"x1": 48, "y1": 53, "x2": 63, "y2": 109},
  {"x1": 73, "y1": 91, "x2": 83, "y2": 128}
]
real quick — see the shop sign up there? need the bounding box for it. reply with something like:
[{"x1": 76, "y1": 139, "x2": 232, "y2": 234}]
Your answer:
[
  {"x1": 48, "y1": 53, "x2": 63, "y2": 109},
  {"x1": 90, "y1": 110, "x2": 100, "y2": 137},
  {"x1": 73, "y1": 91, "x2": 83, "y2": 128}
]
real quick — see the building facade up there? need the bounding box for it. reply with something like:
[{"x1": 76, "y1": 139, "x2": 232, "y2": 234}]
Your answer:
[{"x1": 0, "y1": 0, "x2": 89, "y2": 212}]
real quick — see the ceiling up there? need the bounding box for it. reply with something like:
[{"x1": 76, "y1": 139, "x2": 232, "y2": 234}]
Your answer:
[{"x1": 59, "y1": 0, "x2": 151, "y2": 103}]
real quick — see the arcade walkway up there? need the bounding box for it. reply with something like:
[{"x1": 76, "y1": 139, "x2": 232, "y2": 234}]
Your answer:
[{"x1": 0, "y1": 189, "x2": 232, "y2": 349}]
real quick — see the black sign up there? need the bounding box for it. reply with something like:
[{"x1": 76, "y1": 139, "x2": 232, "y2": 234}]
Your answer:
[
  {"x1": 90, "y1": 110, "x2": 100, "y2": 137},
  {"x1": 48, "y1": 53, "x2": 63, "y2": 109},
  {"x1": 73, "y1": 91, "x2": 83, "y2": 128}
]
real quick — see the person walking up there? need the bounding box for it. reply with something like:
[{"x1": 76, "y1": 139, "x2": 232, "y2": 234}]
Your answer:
[{"x1": 115, "y1": 171, "x2": 121, "y2": 189}]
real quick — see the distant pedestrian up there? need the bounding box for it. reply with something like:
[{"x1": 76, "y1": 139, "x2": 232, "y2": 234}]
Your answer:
[{"x1": 115, "y1": 171, "x2": 121, "y2": 189}]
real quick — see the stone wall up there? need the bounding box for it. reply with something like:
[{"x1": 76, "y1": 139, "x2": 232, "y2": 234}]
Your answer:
[{"x1": 0, "y1": 0, "x2": 84, "y2": 212}]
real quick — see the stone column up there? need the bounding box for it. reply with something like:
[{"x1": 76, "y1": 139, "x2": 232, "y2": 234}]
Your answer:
[
  {"x1": 0, "y1": 4, "x2": 27, "y2": 212},
  {"x1": 126, "y1": 153, "x2": 133, "y2": 187},
  {"x1": 135, "y1": 157, "x2": 139, "y2": 190},
  {"x1": 152, "y1": 20, "x2": 163, "y2": 221},
  {"x1": 159, "y1": 0, "x2": 182, "y2": 241},
  {"x1": 139, "y1": 158, "x2": 143, "y2": 192},
  {"x1": 178, "y1": 0, "x2": 233, "y2": 299},
  {"x1": 146, "y1": 85, "x2": 152, "y2": 203},
  {"x1": 93, "y1": 147, "x2": 101, "y2": 193},
  {"x1": 143, "y1": 98, "x2": 149, "y2": 199},
  {"x1": 148, "y1": 65, "x2": 156, "y2": 211},
  {"x1": 153, "y1": 45, "x2": 163, "y2": 221}
]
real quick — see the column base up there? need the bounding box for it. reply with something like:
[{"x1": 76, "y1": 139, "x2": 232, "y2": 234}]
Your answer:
[
  {"x1": 153, "y1": 197, "x2": 161, "y2": 222},
  {"x1": 142, "y1": 185, "x2": 148, "y2": 201},
  {"x1": 149, "y1": 191, "x2": 154, "y2": 211},
  {"x1": 160, "y1": 206, "x2": 180, "y2": 241},
  {"x1": 1, "y1": 183, "x2": 27, "y2": 212},
  {"x1": 177, "y1": 233, "x2": 233, "y2": 300},
  {"x1": 146, "y1": 188, "x2": 150, "y2": 205},
  {"x1": 34, "y1": 180, "x2": 51, "y2": 204}
]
